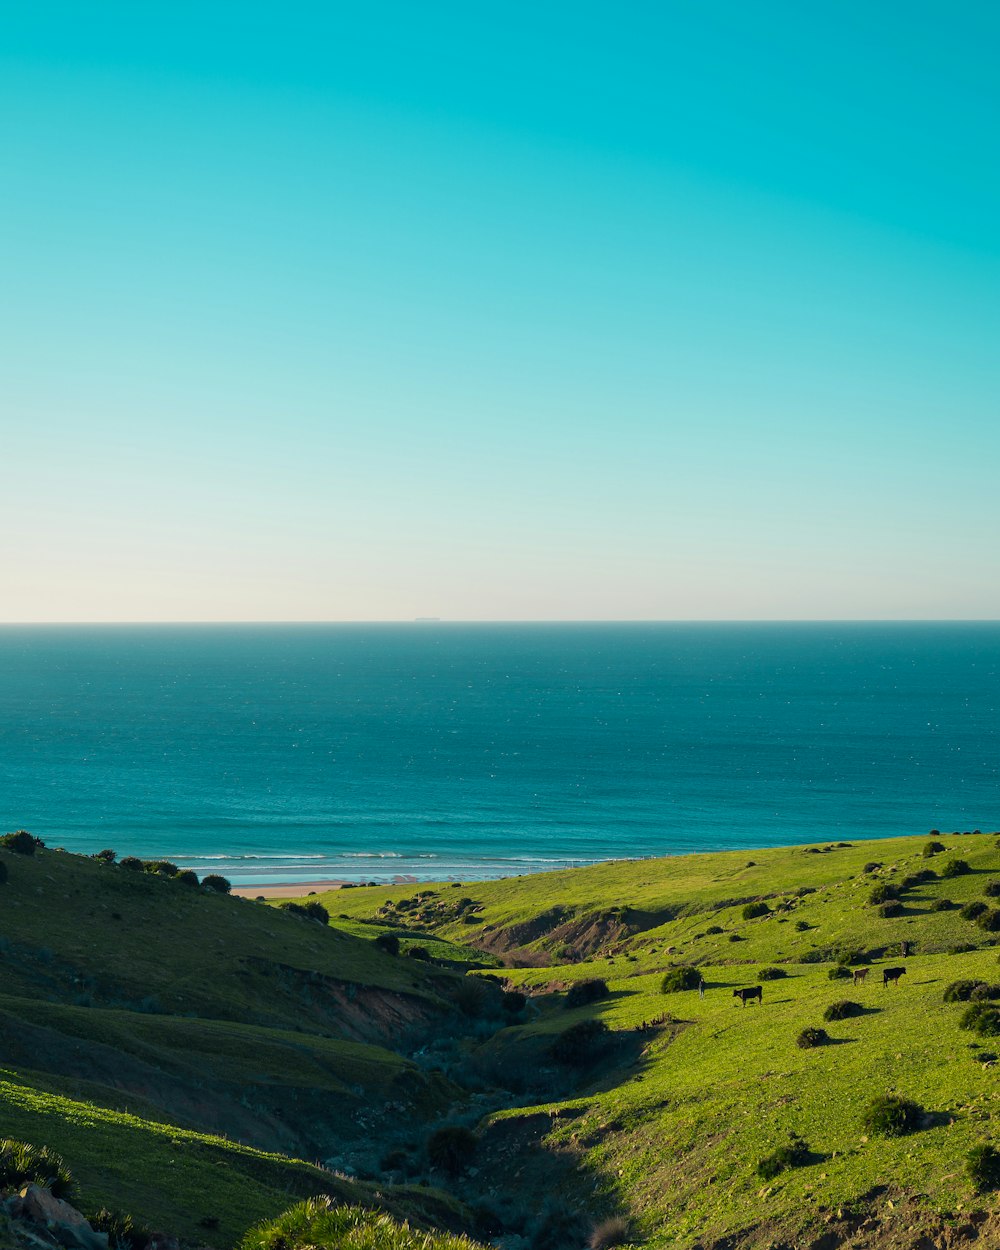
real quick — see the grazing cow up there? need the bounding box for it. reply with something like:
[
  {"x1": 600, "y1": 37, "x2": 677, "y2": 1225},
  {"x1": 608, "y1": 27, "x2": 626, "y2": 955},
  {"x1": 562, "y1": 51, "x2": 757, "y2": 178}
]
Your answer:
[
  {"x1": 733, "y1": 986, "x2": 763, "y2": 1007},
  {"x1": 882, "y1": 966, "x2": 906, "y2": 987},
  {"x1": 853, "y1": 967, "x2": 869, "y2": 986}
]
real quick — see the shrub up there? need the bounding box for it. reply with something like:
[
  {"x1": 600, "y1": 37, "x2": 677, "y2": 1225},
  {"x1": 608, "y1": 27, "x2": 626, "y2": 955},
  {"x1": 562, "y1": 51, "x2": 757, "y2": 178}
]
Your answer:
[
  {"x1": 90, "y1": 1208, "x2": 150, "y2": 1250},
  {"x1": 0, "y1": 831, "x2": 43, "y2": 855},
  {"x1": 986, "y1": 881, "x2": 1000, "y2": 898},
  {"x1": 175, "y1": 869, "x2": 199, "y2": 886},
  {"x1": 202, "y1": 874, "x2": 231, "y2": 894},
  {"x1": 879, "y1": 901, "x2": 904, "y2": 918},
  {"x1": 565, "y1": 978, "x2": 610, "y2": 1008},
  {"x1": 705, "y1": 925, "x2": 724, "y2": 935},
  {"x1": 862, "y1": 1095, "x2": 924, "y2": 1137},
  {"x1": 374, "y1": 933, "x2": 400, "y2": 956},
  {"x1": 961, "y1": 901, "x2": 988, "y2": 921},
  {"x1": 931, "y1": 898, "x2": 955, "y2": 911},
  {"x1": 797, "y1": 1027, "x2": 829, "y2": 1049},
  {"x1": 794, "y1": 920, "x2": 810, "y2": 931},
  {"x1": 949, "y1": 943, "x2": 978, "y2": 955},
  {"x1": 728, "y1": 933, "x2": 744, "y2": 942},
  {"x1": 868, "y1": 883, "x2": 899, "y2": 905},
  {"x1": 502, "y1": 990, "x2": 526, "y2": 1014},
  {"x1": 862, "y1": 861, "x2": 881, "y2": 873},
  {"x1": 144, "y1": 860, "x2": 179, "y2": 877},
  {"x1": 549, "y1": 1018, "x2": 610, "y2": 1065},
  {"x1": 0, "y1": 1138, "x2": 74, "y2": 1199},
  {"x1": 94, "y1": 849, "x2": 117, "y2": 863},
  {"x1": 755, "y1": 1135, "x2": 811, "y2": 1179},
  {"x1": 824, "y1": 1000, "x2": 863, "y2": 1021},
  {"x1": 118, "y1": 856, "x2": 143, "y2": 871},
  {"x1": 960, "y1": 1002, "x2": 1000, "y2": 1036},
  {"x1": 758, "y1": 967, "x2": 786, "y2": 981},
  {"x1": 978, "y1": 909, "x2": 1000, "y2": 932},
  {"x1": 426, "y1": 1125, "x2": 477, "y2": 1176},
  {"x1": 969, "y1": 983, "x2": 1000, "y2": 1002},
  {"x1": 942, "y1": 858, "x2": 972, "y2": 878},
  {"x1": 407, "y1": 946, "x2": 431, "y2": 961},
  {"x1": 828, "y1": 965, "x2": 852, "y2": 980},
  {"x1": 742, "y1": 901, "x2": 770, "y2": 920},
  {"x1": 923, "y1": 841, "x2": 946, "y2": 857},
  {"x1": 944, "y1": 979, "x2": 988, "y2": 1002},
  {"x1": 967, "y1": 1144, "x2": 1000, "y2": 1192},
  {"x1": 660, "y1": 966, "x2": 701, "y2": 993},
  {"x1": 587, "y1": 1217, "x2": 630, "y2": 1250}
]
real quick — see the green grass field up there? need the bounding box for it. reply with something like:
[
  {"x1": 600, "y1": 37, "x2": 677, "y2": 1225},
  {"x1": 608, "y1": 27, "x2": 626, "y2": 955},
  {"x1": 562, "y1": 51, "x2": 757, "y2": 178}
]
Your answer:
[{"x1": 6, "y1": 833, "x2": 1000, "y2": 1249}]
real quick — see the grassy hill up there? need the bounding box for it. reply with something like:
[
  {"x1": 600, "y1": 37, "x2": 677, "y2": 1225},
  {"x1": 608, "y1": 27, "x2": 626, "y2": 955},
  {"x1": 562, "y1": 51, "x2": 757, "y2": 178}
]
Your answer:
[{"x1": 8, "y1": 832, "x2": 1000, "y2": 1250}]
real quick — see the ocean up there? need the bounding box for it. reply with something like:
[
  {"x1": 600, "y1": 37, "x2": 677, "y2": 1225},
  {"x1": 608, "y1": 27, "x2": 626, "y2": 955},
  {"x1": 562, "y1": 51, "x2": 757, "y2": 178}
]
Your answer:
[{"x1": 1, "y1": 623, "x2": 997, "y2": 887}]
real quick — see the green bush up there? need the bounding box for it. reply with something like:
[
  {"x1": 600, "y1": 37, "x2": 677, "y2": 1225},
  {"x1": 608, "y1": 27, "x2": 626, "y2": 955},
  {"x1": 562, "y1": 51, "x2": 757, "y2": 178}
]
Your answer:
[
  {"x1": 755, "y1": 1135, "x2": 811, "y2": 1179},
  {"x1": 923, "y1": 841, "x2": 946, "y2": 857},
  {"x1": 302, "y1": 901, "x2": 328, "y2": 923},
  {"x1": 862, "y1": 1095, "x2": 923, "y2": 1137},
  {"x1": 824, "y1": 1000, "x2": 863, "y2": 1021},
  {"x1": 944, "y1": 980, "x2": 988, "y2": 1002},
  {"x1": 118, "y1": 856, "x2": 143, "y2": 871},
  {"x1": 969, "y1": 983, "x2": 1000, "y2": 1002},
  {"x1": 0, "y1": 1138, "x2": 74, "y2": 1199},
  {"x1": 898, "y1": 875, "x2": 921, "y2": 891},
  {"x1": 705, "y1": 925, "x2": 724, "y2": 935},
  {"x1": 942, "y1": 858, "x2": 972, "y2": 878},
  {"x1": 728, "y1": 933, "x2": 744, "y2": 942},
  {"x1": 565, "y1": 978, "x2": 610, "y2": 1008},
  {"x1": 828, "y1": 965, "x2": 852, "y2": 980},
  {"x1": 94, "y1": 848, "x2": 117, "y2": 863},
  {"x1": 427, "y1": 1125, "x2": 477, "y2": 1176},
  {"x1": 879, "y1": 901, "x2": 904, "y2": 918},
  {"x1": 949, "y1": 943, "x2": 978, "y2": 955},
  {"x1": 407, "y1": 945, "x2": 431, "y2": 961},
  {"x1": 931, "y1": 898, "x2": 954, "y2": 911},
  {"x1": 961, "y1": 901, "x2": 988, "y2": 921},
  {"x1": 959, "y1": 1002, "x2": 1000, "y2": 1036},
  {"x1": 978, "y1": 909, "x2": 1000, "y2": 932},
  {"x1": 742, "y1": 901, "x2": 770, "y2": 920},
  {"x1": 202, "y1": 873, "x2": 231, "y2": 894},
  {"x1": 967, "y1": 1144, "x2": 1000, "y2": 1192},
  {"x1": 89, "y1": 1208, "x2": 150, "y2": 1250},
  {"x1": 984, "y1": 881, "x2": 1000, "y2": 898},
  {"x1": 868, "y1": 882, "x2": 899, "y2": 905},
  {"x1": 549, "y1": 1018, "x2": 610, "y2": 1065},
  {"x1": 373, "y1": 932, "x2": 400, "y2": 955},
  {"x1": 796, "y1": 1027, "x2": 829, "y2": 1049},
  {"x1": 144, "y1": 860, "x2": 179, "y2": 877},
  {"x1": 0, "y1": 831, "x2": 43, "y2": 855},
  {"x1": 660, "y1": 966, "x2": 701, "y2": 993},
  {"x1": 175, "y1": 869, "x2": 199, "y2": 886},
  {"x1": 862, "y1": 862, "x2": 881, "y2": 873},
  {"x1": 757, "y1": 967, "x2": 786, "y2": 981}
]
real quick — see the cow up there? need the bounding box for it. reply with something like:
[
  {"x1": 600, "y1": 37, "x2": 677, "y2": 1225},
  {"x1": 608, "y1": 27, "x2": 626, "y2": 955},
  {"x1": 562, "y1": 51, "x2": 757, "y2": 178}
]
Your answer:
[
  {"x1": 852, "y1": 967, "x2": 869, "y2": 986},
  {"x1": 882, "y1": 966, "x2": 906, "y2": 987},
  {"x1": 733, "y1": 986, "x2": 763, "y2": 1007}
]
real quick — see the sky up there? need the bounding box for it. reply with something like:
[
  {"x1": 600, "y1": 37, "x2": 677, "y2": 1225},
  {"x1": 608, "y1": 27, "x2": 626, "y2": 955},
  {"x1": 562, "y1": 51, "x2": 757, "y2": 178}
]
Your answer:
[{"x1": 2, "y1": 2, "x2": 998, "y2": 621}]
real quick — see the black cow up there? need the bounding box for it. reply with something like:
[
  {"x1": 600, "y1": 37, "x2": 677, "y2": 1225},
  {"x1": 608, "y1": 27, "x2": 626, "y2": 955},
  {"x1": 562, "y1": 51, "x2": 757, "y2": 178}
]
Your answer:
[
  {"x1": 882, "y1": 966, "x2": 906, "y2": 987},
  {"x1": 733, "y1": 986, "x2": 763, "y2": 1007}
]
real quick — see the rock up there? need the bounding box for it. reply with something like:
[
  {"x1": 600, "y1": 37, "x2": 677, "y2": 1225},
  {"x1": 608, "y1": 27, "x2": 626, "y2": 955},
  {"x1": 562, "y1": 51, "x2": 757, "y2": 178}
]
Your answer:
[{"x1": 18, "y1": 1185, "x2": 108, "y2": 1250}]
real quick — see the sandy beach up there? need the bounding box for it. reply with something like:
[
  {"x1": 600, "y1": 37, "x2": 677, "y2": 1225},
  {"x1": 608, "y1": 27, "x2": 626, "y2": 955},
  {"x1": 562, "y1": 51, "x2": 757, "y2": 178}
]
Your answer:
[{"x1": 232, "y1": 875, "x2": 419, "y2": 899}]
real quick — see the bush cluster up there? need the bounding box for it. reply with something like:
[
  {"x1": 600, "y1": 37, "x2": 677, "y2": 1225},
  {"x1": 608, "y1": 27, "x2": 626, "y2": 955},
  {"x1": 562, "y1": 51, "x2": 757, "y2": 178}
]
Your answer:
[
  {"x1": 942, "y1": 858, "x2": 972, "y2": 879},
  {"x1": 549, "y1": 1018, "x2": 610, "y2": 1065},
  {"x1": 373, "y1": 933, "x2": 400, "y2": 956},
  {"x1": 0, "y1": 831, "x2": 44, "y2": 855},
  {"x1": 796, "y1": 1027, "x2": 828, "y2": 1049},
  {"x1": 828, "y1": 965, "x2": 852, "y2": 980},
  {"x1": 90, "y1": 1208, "x2": 150, "y2": 1250},
  {"x1": 741, "y1": 901, "x2": 770, "y2": 920},
  {"x1": 931, "y1": 898, "x2": 955, "y2": 912},
  {"x1": 755, "y1": 1134, "x2": 811, "y2": 1179},
  {"x1": 757, "y1": 967, "x2": 786, "y2": 981},
  {"x1": 202, "y1": 873, "x2": 231, "y2": 894},
  {"x1": 961, "y1": 901, "x2": 988, "y2": 922},
  {"x1": 0, "y1": 1138, "x2": 74, "y2": 1199},
  {"x1": 967, "y1": 1144, "x2": 1000, "y2": 1192},
  {"x1": 565, "y1": 978, "x2": 610, "y2": 1008},
  {"x1": 862, "y1": 1095, "x2": 923, "y2": 1137},
  {"x1": 862, "y1": 862, "x2": 882, "y2": 873},
  {"x1": 824, "y1": 1000, "x2": 864, "y2": 1021},
  {"x1": 879, "y1": 901, "x2": 904, "y2": 918},
  {"x1": 426, "y1": 1125, "x2": 477, "y2": 1177},
  {"x1": 978, "y1": 909, "x2": 1000, "y2": 932},
  {"x1": 944, "y1": 979, "x2": 988, "y2": 1002},
  {"x1": 280, "y1": 900, "x2": 329, "y2": 924},
  {"x1": 923, "y1": 841, "x2": 946, "y2": 857},
  {"x1": 660, "y1": 966, "x2": 701, "y2": 993},
  {"x1": 868, "y1": 882, "x2": 899, "y2": 906},
  {"x1": 959, "y1": 1001, "x2": 1000, "y2": 1037}
]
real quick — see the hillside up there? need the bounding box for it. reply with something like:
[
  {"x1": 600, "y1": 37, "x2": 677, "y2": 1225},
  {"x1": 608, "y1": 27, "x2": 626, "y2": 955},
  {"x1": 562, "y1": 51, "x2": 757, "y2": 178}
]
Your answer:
[{"x1": 7, "y1": 832, "x2": 1000, "y2": 1250}]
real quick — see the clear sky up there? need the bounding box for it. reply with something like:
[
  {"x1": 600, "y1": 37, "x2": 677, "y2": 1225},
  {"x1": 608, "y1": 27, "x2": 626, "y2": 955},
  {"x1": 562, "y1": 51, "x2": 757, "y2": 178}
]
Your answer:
[{"x1": 2, "y1": 2, "x2": 998, "y2": 621}]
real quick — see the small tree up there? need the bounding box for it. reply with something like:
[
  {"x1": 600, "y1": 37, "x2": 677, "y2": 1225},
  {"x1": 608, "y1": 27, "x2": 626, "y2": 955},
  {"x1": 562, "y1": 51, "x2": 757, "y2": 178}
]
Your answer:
[{"x1": 202, "y1": 874, "x2": 231, "y2": 894}]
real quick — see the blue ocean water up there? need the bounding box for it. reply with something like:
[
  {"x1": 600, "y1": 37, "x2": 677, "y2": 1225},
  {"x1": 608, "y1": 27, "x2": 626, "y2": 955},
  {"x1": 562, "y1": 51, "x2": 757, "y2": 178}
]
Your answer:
[{"x1": 0, "y1": 624, "x2": 997, "y2": 886}]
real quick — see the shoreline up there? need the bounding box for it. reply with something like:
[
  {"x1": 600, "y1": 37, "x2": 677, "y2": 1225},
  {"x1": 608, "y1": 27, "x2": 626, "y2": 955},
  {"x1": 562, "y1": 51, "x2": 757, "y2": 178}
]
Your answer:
[{"x1": 232, "y1": 875, "x2": 419, "y2": 898}]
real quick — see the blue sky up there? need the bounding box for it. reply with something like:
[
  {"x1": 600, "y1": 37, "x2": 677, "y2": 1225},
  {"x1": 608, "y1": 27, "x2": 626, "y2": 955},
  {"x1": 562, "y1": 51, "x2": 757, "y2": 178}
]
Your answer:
[{"x1": 3, "y1": 2, "x2": 998, "y2": 620}]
